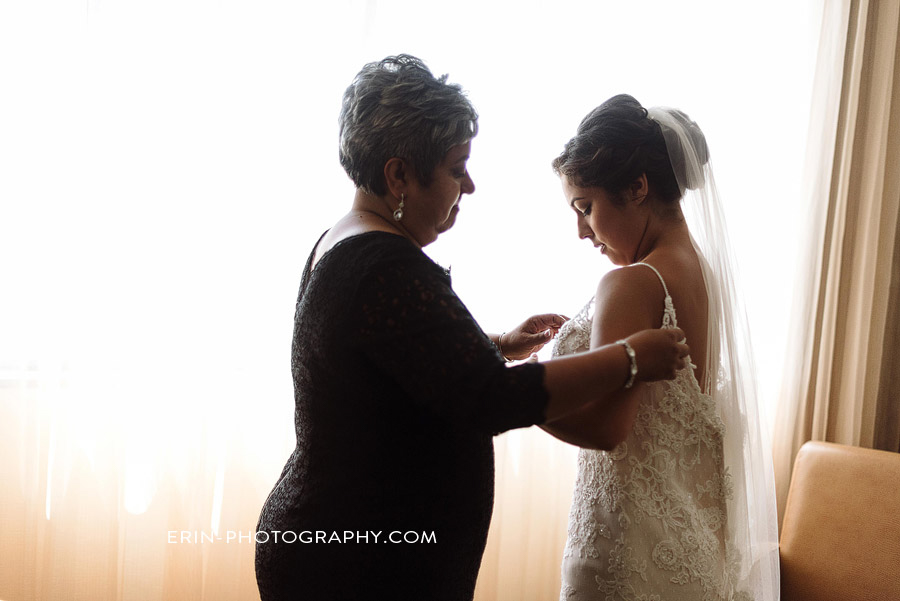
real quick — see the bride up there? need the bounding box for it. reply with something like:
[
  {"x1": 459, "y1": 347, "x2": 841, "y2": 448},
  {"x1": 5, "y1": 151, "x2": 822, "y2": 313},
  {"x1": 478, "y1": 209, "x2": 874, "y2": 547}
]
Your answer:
[{"x1": 541, "y1": 95, "x2": 779, "y2": 601}]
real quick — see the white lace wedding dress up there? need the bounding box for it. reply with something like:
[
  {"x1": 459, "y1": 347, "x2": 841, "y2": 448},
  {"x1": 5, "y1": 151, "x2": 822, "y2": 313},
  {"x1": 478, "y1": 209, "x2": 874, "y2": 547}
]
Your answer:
[{"x1": 554, "y1": 262, "x2": 751, "y2": 601}]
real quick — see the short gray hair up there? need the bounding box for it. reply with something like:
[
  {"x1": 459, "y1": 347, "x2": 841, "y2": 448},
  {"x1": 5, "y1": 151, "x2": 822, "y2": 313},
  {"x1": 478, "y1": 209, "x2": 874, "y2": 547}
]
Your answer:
[{"x1": 338, "y1": 55, "x2": 478, "y2": 195}]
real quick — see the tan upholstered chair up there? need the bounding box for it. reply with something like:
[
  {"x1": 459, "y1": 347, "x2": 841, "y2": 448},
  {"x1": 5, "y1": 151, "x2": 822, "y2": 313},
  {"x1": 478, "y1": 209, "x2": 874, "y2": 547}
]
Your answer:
[{"x1": 779, "y1": 441, "x2": 900, "y2": 601}]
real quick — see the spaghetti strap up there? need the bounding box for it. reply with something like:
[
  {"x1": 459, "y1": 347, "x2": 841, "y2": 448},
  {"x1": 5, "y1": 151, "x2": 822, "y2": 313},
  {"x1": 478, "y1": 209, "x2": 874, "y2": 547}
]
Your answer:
[
  {"x1": 631, "y1": 262, "x2": 678, "y2": 329},
  {"x1": 632, "y1": 262, "x2": 670, "y2": 297}
]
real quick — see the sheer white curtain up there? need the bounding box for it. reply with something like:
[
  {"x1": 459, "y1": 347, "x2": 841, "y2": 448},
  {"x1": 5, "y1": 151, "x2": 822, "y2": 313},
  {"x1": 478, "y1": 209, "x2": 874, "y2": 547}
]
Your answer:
[{"x1": 0, "y1": 1, "x2": 820, "y2": 599}]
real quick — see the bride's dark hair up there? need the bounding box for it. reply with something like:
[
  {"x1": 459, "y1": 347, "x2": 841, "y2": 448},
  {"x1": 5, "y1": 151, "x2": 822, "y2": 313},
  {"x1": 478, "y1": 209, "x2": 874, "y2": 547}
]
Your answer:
[{"x1": 551, "y1": 94, "x2": 708, "y2": 204}]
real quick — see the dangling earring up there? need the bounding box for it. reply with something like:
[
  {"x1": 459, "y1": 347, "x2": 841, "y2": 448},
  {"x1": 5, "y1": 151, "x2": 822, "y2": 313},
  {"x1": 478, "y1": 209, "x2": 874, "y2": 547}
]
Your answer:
[{"x1": 393, "y1": 193, "x2": 405, "y2": 221}]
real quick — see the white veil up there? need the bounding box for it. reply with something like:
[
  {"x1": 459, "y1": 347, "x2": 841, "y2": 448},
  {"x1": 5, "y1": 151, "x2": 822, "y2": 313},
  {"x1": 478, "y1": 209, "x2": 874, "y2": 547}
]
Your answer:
[{"x1": 647, "y1": 107, "x2": 780, "y2": 601}]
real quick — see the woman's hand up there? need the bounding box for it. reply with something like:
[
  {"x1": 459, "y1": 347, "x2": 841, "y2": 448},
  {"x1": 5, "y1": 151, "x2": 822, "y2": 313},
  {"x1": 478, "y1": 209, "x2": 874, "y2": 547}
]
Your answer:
[
  {"x1": 498, "y1": 313, "x2": 569, "y2": 361},
  {"x1": 624, "y1": 328, "x2": 690, "y2": 383}
]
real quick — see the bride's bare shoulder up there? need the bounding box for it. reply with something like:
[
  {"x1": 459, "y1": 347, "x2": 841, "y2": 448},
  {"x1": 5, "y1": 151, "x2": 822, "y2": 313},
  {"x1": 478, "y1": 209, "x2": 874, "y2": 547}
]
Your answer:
[
  {"x1": 639, "y1": 243, "x2": 706, "y2": 289},
  {"x1": 595, "y1": 264, "x2": 665, "y2": 312}
]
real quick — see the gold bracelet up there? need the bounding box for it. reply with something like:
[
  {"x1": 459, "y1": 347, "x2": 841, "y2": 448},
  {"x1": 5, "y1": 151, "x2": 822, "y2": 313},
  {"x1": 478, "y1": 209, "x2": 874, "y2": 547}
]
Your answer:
[{"x1": 497, "y1": 332, "x2": 512, "y2": 362}]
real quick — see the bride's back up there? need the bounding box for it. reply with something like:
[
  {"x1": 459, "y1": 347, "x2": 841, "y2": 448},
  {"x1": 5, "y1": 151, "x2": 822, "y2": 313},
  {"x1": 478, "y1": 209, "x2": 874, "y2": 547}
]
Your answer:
[{"x1": 641, "y1": 235, "x2": 709, "y2": 391}]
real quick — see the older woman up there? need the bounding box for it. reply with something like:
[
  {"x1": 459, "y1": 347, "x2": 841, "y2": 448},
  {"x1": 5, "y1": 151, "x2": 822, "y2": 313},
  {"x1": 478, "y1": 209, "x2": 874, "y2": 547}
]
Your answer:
[{"x1": 254, "y1": 57, "x2": 689, "y2": 601}]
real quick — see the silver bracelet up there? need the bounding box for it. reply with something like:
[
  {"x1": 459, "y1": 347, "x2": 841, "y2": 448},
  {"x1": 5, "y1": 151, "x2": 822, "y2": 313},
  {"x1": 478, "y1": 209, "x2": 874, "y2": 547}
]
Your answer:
[
  {"x1": 616, "y1": 339, "x2": 638, "y2": 389},
  {"x1": 497, "y1": 332, "x2": 512, "y2": 362}
]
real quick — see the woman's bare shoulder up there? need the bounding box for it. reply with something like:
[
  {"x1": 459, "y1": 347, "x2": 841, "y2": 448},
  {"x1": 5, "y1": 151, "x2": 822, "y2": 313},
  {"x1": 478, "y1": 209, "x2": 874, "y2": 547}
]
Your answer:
[
  {"x1": 590, "y1": 265, "x2": 669, "y2": 336},
  {"x1": 595, "y1": 264, "x2": 667, "y2": 307},
  {"x1": 641, "y1": 245, "x2": 707, "y2": 301}
]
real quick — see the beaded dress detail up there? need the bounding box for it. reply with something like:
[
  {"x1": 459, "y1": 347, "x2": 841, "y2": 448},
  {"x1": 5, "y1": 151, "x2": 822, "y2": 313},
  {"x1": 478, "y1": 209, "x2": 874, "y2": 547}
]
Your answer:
[{"x1": 555, "y1": 263, "x2": 749, "y2": 601}]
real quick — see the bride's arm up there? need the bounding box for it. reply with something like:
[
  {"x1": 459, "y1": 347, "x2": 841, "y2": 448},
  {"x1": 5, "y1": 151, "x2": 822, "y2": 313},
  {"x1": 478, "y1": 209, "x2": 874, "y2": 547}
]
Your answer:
[{"x1": 540, "y1": 266, "x2": 664, "y2": 449}]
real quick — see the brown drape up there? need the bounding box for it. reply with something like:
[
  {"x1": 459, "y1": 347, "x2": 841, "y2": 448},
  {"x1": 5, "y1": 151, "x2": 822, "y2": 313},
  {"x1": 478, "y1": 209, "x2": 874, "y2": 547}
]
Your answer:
[{"x1": 773, "y1": 0, "x2": 900, "y2": 522}]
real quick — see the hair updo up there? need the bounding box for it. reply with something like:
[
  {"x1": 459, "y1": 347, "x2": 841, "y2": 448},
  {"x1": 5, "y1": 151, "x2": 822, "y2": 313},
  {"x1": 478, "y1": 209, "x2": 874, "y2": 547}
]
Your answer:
[
  {"x1": 551, "y1": 94, "x2": 709, "y2": 204},
  {"x1": 338, "y1": 54, "x2": 478, "y2": 196}
]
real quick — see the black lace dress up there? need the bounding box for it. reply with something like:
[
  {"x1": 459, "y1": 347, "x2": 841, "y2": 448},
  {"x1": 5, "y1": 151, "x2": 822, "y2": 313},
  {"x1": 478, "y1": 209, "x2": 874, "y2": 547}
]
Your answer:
[{"x1": 255, "y1": 231, "x2": 549, "y2": 600}]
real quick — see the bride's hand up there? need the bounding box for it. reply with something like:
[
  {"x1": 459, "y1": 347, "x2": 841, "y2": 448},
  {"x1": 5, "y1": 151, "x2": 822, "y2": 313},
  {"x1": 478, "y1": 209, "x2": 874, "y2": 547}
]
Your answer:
[
  {"x1": 499, "y1": 313, "x2": 569, "y2": 361},
  {"x1": 623, "y1": 328, "x2": 690, "y2": 382}
]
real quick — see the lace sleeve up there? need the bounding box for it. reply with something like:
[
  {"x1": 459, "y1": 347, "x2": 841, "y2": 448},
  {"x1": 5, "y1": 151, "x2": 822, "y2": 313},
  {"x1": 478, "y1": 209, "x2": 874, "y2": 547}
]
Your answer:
[{"x1": 350, "y1": 238, "x2": 548, "y2": 434}]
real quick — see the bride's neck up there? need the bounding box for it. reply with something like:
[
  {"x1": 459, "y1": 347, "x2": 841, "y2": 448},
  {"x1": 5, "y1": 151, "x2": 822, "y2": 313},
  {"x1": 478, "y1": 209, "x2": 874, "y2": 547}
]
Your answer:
[{"x1": 633, "y1": 204, "x2": 691, "y2": 262}]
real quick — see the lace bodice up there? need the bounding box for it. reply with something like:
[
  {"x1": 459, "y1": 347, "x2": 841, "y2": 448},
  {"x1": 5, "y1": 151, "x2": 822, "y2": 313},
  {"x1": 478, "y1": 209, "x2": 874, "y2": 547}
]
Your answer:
[{"x1": 554, "y1": 263, "x2": 750, "y2": 601}]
